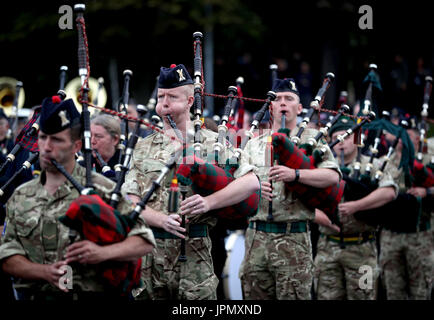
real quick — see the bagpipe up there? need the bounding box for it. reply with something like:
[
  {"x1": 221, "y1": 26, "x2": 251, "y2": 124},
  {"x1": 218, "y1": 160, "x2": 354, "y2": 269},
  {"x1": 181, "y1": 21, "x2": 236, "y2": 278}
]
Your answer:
[
  {"x1": 412, "y1": 76, "x2": 433, "y2": 187},
  {"x1": 358, "y1": 110, "x2": 391, "y2": 187},
  {"x1": 338, "y1": 65, "x2": 383, "y2": 187},
  {"x1": 0, "y1": 83, "x2": 54, "y2": 177},
  {"x1": 365, "y1": 76, "x2": 433, "y2": 232},
  {"x1": 192, "y1": 31, "x2": 205, "y2": 158},
  {"x1": 0, "y1": 152, "x2": 39, "y2": 199},
  {"x1": 328, "y1": 64, "x2": 392, "y2": 225},
  {"x1": 114, "y1": 69, "x2": 133, "y2": 181},
  {"x1": 0, "y1": 88, "x2": 67, "y2": 203},
  {"x1": 146, "y1": 75, "x2": 159, "y2": 114},
  {"x1": 165, "y1": 116, "x2": 188, "y2": 262},
  {"x1": 51, "y1": 156, "x2": 156, "y2": 294},
  {"x1": 213, "y1": 85, "x2": 238, "y2": 161},
  {"x1": 360, "y1": 64, "x2": 382, "y2": 117},
  {"x1": 75, "y1": 3, "x2": 94, "y2": 191},
  {"x1": 92, "y1": 148, "x2": 115, "y2": 180},
  {"x1": 363, "y1": 111, "x2": 390, "y2": 175},
  {"x1": 43, "y1": 4, "x2": 162, "y2": 294},
  {"x1": 46, "y1": 6, "x2": 186, "y2": 292},
  {"x1": 175, "y1": 81, "x2": 275, "y2": 221},
  {"x1": 171, "y1": 32, "x2": 273, "y2": 222},
  {"x1": 337, "y1": 77, "x2": 430, "y2": 230},
  {"x1": 224, "y1": 77, "x2": 244, "y2": 133},
  {"x1": 268, "y1": 73, "x2": 351, "y2": 219},
  {"x1": 234, "y1": 77, "x2": 245, "y2": 132},
  {"x1": 109, "y1": 104, "x2": 148, "y2": 209}
]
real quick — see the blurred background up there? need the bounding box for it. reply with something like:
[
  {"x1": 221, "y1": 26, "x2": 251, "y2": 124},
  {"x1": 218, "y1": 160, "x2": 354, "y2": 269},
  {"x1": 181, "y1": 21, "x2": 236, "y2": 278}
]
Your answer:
[{"x1": 1, "y1": 0, "x2": 433, "y2": 119}]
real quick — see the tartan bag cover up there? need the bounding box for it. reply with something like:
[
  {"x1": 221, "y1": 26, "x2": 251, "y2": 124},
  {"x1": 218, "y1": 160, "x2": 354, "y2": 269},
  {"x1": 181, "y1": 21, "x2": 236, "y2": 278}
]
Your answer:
[
  {"x1": 412, "y1": 160, "x2": 434, "y2": 188},
  {"x1": 176, "y1": 155, "x2": 260, "y2": 219},
  {"x1": 60, "y1": 193, "x2": 141, "y2": 294},
  {"x1": 14, "y1": 107, "x2": 41, "y2": 152},
  {"x1": 272, "y1": 132, "x2": 345, "y2": 217}
]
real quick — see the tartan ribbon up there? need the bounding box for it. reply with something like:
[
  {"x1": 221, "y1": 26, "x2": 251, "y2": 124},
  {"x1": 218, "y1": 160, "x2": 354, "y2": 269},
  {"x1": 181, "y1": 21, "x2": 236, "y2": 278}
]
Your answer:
[
  {"x1": 60, "y1": 193, "x2": 141, "y2": 294},
  {"x1": 14, "y1": 107, "x2": 41, "y2": 152},
  {"x1": 176, "y1": 155, "x2": 260, "y2": 220},
  {"x1": 271, "y1": 132, "x2": 345, "y2": 217}
]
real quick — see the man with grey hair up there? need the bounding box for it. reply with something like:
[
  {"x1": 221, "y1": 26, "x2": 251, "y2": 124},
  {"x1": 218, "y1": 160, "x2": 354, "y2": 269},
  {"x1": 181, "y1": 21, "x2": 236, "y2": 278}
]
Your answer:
[{"x1": 83, "y1": 113, "x2": 122, "y2": 180}]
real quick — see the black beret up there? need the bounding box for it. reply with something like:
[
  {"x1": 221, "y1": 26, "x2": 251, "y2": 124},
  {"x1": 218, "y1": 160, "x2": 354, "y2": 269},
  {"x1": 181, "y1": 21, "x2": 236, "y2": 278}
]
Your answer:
[
  {"x1": 272, "y1": 78, "x2": 300, "y2": 96},
  {"x1": 329, "y1": 116, "x2": 356, "y2": 137},
  {"x1": 158, "y1": 64, "x2": 194, "y2": 89},
  {"x1": 39, "y1": 96, "x2": 81, "y2": 134}
]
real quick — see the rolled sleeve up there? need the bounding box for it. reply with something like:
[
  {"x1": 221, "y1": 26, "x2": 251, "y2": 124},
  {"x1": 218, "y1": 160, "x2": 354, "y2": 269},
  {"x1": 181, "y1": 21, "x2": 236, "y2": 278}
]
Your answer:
[
  {"x1": 378, "y1": 173, "x2": 399, "y2": 197},
  {"x1": 316, "y1": 144, "x2": 342, "y2": 180},
  {"x1": 233, "y1": 142, "x2": 258, "y2": 179},
  {"x1": 0, "y1": 207, "x2": 26, "y2": 262},
  {"x1": 115, "y1": 193, "x2": 156, "y2": 247},
  {"x1": 375, "y1": 158, "x2": 400, "y2": 197},
  {"x1": 127, "y1": 215, "x2": 156, "y2": 248}
]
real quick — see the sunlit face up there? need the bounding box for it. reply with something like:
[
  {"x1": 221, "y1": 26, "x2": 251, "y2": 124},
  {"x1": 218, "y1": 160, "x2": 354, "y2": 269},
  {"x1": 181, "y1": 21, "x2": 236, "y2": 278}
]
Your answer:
[
  {"x1": 271, "y1": 92, "x2": 302, "y2": 128},
  {"x1": 38, "y1": 129, "x2": 81, "y2": 172},
  {"x1": 156, "y1": 86, "x2": 193, "y2": 127},
  {"x1": 91, "y1": 124, "x2": 118, "y2": 161}
]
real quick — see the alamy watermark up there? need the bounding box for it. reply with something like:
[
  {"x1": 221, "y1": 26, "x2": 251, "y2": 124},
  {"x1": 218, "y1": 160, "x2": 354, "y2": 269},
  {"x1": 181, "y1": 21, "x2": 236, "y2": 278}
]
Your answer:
[
  {"x1": 358, "y1": 5, "x2": 373, "y2": 30},
  {"x1": 58, "y1": 265, "x2": 73, "y2": 290},
  {"x1": 58, "y1": 5, "x2": 73, "y2": 30},
  {"x1": 358, "y1": 265, "x2": 373, "y2": 290}
]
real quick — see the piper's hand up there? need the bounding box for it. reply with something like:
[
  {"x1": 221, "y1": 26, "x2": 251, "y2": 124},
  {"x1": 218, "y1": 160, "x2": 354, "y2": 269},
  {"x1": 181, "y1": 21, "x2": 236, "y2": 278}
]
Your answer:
[
  {"x1": 43, "y1": 260, "x2": 70, "y2": 292},
  {"x1": 314, "y1": 209, "x2": 340, "y2": 233},
  {"x1": 407, "y1": 187, "x2": 427, "y2": 198},
  {"x1": 162, "y1": 214, "x2": 187, "y2": 239},
  {"x1": 338, "y1": 201, "x2": 360, "y2": 217},
  {"x1": 65, "y1": 240, "x2": 105, "y2": 265},
  {"x1": 269, "y1": 165, "x2": 295, "y2": 182},
  {"x1": 261, "y1": 181, "x2": 273, "y2": 201},
  {"x1": 180, "y1": 194, "x2": 210, "y2": 216}
]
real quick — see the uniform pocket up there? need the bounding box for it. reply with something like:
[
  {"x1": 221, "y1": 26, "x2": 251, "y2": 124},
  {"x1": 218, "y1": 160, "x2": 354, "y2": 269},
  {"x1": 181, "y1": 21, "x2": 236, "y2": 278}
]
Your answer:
[
  {"x1": 15, "y1": 215, "x2": 42, "y2": 262},
  {"x1": 16, "y1": 215, "x2": 39, "y2": 237},
  {"x1": 183, "y1": 273, "x2": 218, "y2": 300}
]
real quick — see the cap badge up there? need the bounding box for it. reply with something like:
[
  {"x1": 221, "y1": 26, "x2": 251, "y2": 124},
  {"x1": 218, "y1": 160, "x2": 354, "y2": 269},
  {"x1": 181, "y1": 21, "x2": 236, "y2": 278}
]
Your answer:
[
  {"x1": 58, "y1": 110, "x2": 70, "y2": 127},
  {"x1": 177, "y1": 69, "x2": 186, "y2": 82}
]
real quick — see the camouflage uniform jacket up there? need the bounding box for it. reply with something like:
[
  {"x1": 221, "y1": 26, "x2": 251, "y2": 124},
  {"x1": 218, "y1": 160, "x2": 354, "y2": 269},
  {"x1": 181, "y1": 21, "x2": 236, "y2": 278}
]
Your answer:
[
  {"x1": 320, "y1": 154, "x2": 399, "y2": 235},
  {"x1": 0, "y1": 163, "x2": 156, "y2": 292},
  {"x1": 241, "y1": 127, "x2": 341, "y2": 223}
]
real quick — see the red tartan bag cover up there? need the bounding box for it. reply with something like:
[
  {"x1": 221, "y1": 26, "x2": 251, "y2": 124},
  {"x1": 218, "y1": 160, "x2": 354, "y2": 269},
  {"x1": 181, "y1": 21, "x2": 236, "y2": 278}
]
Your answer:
[
  {"x1": 272, "y1": 132, "x2": 345, "y2": 217},
  {"x1": 176, "y1": 155, "x2": 260, "y2": 219},
  {"x1": 412, "y1": 160, "x2": 434, "y2": 188},
  {"x1": 60, "y1": 193, "x2": 141, "y2": 294}
]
